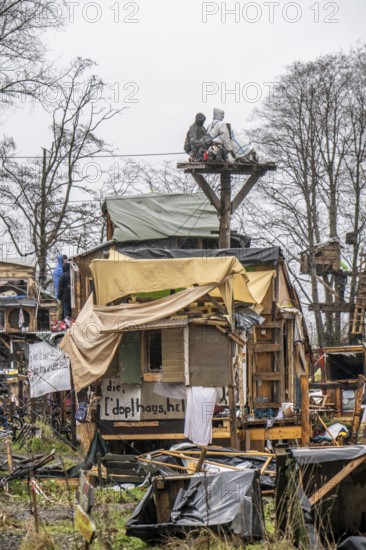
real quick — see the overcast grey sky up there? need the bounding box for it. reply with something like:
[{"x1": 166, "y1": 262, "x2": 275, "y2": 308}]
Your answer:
[{"x1": 5, "y1": 0, "x2": 366, "y2": 166}]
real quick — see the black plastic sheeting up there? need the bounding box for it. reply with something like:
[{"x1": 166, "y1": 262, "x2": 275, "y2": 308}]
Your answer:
[
  {"x1": 126, "y1": 469, "x2": 265, "y2": 542},
  {"x1": 277, "y1": 446, "x2": 366, "y2": 549},
  {"x1": 291, "y1": 445, "x2": 366, "y2": 465},
  {"x1": 118, "y1": 246, "x2": 282, "y2": 266},
  {"x1": 338, "y1": 537, "x2": 366, "y2": 550}
]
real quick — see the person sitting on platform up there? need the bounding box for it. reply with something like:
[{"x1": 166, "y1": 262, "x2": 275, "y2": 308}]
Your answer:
[
  {"x1": 184, "y1": 112, "x2": 207, "y2": 161},
  {"x1": 206, "y1": 107, "x2": 235, "y2": 163}
]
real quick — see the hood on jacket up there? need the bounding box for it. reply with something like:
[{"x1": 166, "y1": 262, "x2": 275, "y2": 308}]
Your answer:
[
  {"x1": 195, "y1": 112, "x2": 206, "y2": 126},
  {"x1": 56, "y1": 254, "x2": 68, "y2": 266},
  {"x1": 213, "y1": 108, "x2": 224, "y2": 121}
]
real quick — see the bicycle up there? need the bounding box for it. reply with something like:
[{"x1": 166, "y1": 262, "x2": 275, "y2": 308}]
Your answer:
[{"x1": 50, "y1": 402, "x2": 72, "y2": 441}]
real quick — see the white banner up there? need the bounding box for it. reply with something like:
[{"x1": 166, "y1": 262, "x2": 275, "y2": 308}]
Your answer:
[{"x1": 28, "y1": 341, "x2": 71, "y2": 398}]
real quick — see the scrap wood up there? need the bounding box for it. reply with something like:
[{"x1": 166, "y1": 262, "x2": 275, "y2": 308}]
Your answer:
[
  {"x1": 160, "y1": 449, "x2": 276, "y2": 458},
  {"x1": 260, "y1": 456, "x2": 273, "y2": 475},
  {"x1": 194, "y1": 446, "x2": 208, "y2": 473},
  {"x1": 0, "y1": 449, "x2": 56, "y2": 488},
  {"x1": 317, "y1": 415, "x2": 339, "y2": 446},
  {"x1": 157, "y1": 449, "x2": 275, "y2": 475},
  {"x1": 308, "y1": 453, "x2": 366, "y2": 506},
  {"x1": 138, "y1": 457, "x2": 194, "y2": 474},
  {"x1": 0, "y1": 453, "x2": 47, "y2": 471}
]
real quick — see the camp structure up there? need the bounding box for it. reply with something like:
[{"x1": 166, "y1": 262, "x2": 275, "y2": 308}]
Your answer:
[
  {"x1": 276, "y1": 445, "x2": 366, "y2": 548},
  {"x1": 72, "y1": 193, "x2": 251, "y2": 318},
  {"x1": 309, "y1": 345, "x2": 366, "y2": 417},
  {"x1": 0, "y1": 257, "x2": 58, "y2": 396},
  {"x1": 114, "y1": 246, "x2": 311, "y2": 449},
  {"x1": 60, "y1": 250, "x2": 257, "y2": 449},
  {"x1": 63, "y1": 243, "x2": 311, "y2": 451}
]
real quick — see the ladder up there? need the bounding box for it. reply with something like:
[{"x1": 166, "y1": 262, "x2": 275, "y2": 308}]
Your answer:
[
  {"x1": 248, "y1": 320, "x2": 286, "y2": 411},
  {"x1": 351, "y1": 251, "x2": 366, "y2": 335}
]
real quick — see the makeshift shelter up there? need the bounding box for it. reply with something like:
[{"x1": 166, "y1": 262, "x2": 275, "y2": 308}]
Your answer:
[
  {"x1": 276, "y1": 445, "x2": 366, "y2": 549},
  {"x1": 114, "y1": 247, "x2": 311, "y2": 450},
  {"x1": 126, "y1": 469, "x2": 265, "y2": 542},
  {"x1": 60, "y1": 251, "x2": 257, "y2": 448},
  {"x1": 0, "y1": 258, "x2": 58, "y2": 404},
  {"x1": 102, "y1": 193, "x2": 250, "y2": 249}
]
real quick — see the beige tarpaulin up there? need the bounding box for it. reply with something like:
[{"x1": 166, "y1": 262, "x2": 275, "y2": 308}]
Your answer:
[
  {"x1": 61, "y1": 253, "x2": 258, "y2": 391},
  {"x1": 247, "y1": 270, "x2": 276, "y2": 305},
  {"x1": 90, "y1": 251, "x2": 255, "y2": 310},
  {"x1": 60, "y1": 284, "x2": 218, "y2": 392},
  {"x1": 211, "y1": 269, "x2": 275, "y2": 311}
]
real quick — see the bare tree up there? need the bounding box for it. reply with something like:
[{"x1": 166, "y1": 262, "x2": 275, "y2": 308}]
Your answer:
[
  {"x1": 137, "y1": 160, "x2": 204, "y2": 194},
  {"x1": 0, "y1": 0, "x2": 65, "y2": 106},
  {"x1": 241, "y1": 45, "x2": 366, "y2": 346},
  {"x1": 0, "y1": 58, "x2": 124, "y2": 286}
]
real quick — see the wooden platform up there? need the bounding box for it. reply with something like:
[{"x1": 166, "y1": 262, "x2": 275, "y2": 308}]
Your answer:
[{"x1": 177, "y1": 161, "x2": 277, "y2": 175}]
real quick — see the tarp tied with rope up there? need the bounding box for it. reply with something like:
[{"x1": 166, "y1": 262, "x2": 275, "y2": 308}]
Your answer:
[{"x1": 60, "y1": 252, "x2": 257, "y2": 392}]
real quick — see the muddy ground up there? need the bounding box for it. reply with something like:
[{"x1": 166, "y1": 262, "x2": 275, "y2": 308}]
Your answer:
[{"x1": 0, "y1": 487, "x2": 138, "y2": 549}]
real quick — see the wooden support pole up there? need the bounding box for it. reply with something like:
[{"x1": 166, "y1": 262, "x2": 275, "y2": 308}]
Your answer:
[
  {"x1": 31, "y1": 475, "x2": 39, "y2": 533},
  {"x1": 4, "y1": 437, "x2": 13, "y2": 473},
  {"x1": 219, "y1": 172, "x2": 231, "y2": 249},
  {"x1": 70, "y1": 375, "x2": 77, "y2": 448},
  {"x1": 231, "y1": 169, "x2": 265, "y2": 212},
  {"x1": 30, "y1": 398, "x2": 36, "y2": 424},
  {"x1": 228, "y1": 343, "x2": 239, "y2": 449},
  {"x1": 335, "y1": 388, "x2": 342, "y2": 413},
  {"x1": 300, "y1": 374, "x2": 310, "y2": 446},
  {"x1": 350, "y1": 374, "x2": 365, "y2": 444},
  {"x1": 191, "y1": 173, "x2": 220, "y2": 211}
]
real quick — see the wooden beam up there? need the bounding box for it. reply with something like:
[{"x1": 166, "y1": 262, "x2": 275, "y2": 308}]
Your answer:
[
  {"x1": 231, "y1": 169, "x2": 266, "y2": 213},
  {"x1": 102, "y1": 430, "x2": 231, "y2": 440},
  {"x1": 300, "y1": 374, "x2": 310, "y2": 446},
  {"x1": 177, "y1": 161, "x2": 277, "y2": 175},
  {"x1": 278, "y1": 320, "x2": 285, "y2": 403},
  {"x1": 350, "y1": 375, "x2": 365, "y2": 443},
  {"x1": 243, "y1": 426, "x2": 302, "y2": 441},
  {"x1": 219, "y1": 171, "x2": 231, "y2": 248},
  {"x1": 308, "y1": 453, "x2": 366, "y2": 506},
  {"x1": 317, "y1": 414, "x2": 339, "y2": 446},
  {"x1": 191, "y1": 173, "x2": 220, "y2": 212},
  {"x1": 254, "y1": 343, "x2": 281, "y2": 353},
  {"x1": 254, "y1": 372, "x2": 282, "y2": 381}
]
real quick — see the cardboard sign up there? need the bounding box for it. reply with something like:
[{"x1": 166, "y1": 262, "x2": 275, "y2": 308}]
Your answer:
[
  {"x1": 75, "y1": 505, "x2": 95, "y2": 543},
  {"x1": 76, "y1": 472, "x2": 94, "y2": 514},
  {"x1": 28, "y1": 341, "x2": 71, "y2": 398},
  {"x1": 100, "y1": 378, "x2": 186, "y2": 421}
]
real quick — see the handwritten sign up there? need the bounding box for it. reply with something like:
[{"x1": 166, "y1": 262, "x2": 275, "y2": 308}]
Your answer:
[
  {"x1": 75, "y1": 505, "x2": 95, "y2": 543},
  {"x1": 100, "y1": 378, "x2": 186, "y2": 421},
  {"x1": 28, "y1": 341, "x2": 71, "y2": 398}
]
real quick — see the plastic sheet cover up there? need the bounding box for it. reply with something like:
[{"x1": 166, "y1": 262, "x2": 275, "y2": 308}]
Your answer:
[
  {"x1": 119, "y1": 246, "x2": 282, "y2": 265},
  {"x1": 105, "y1": 193, "x2": 219, "y2": 242},
  {"x1": 126, "y1": 469, "x2": 265, "y2": 542}
]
